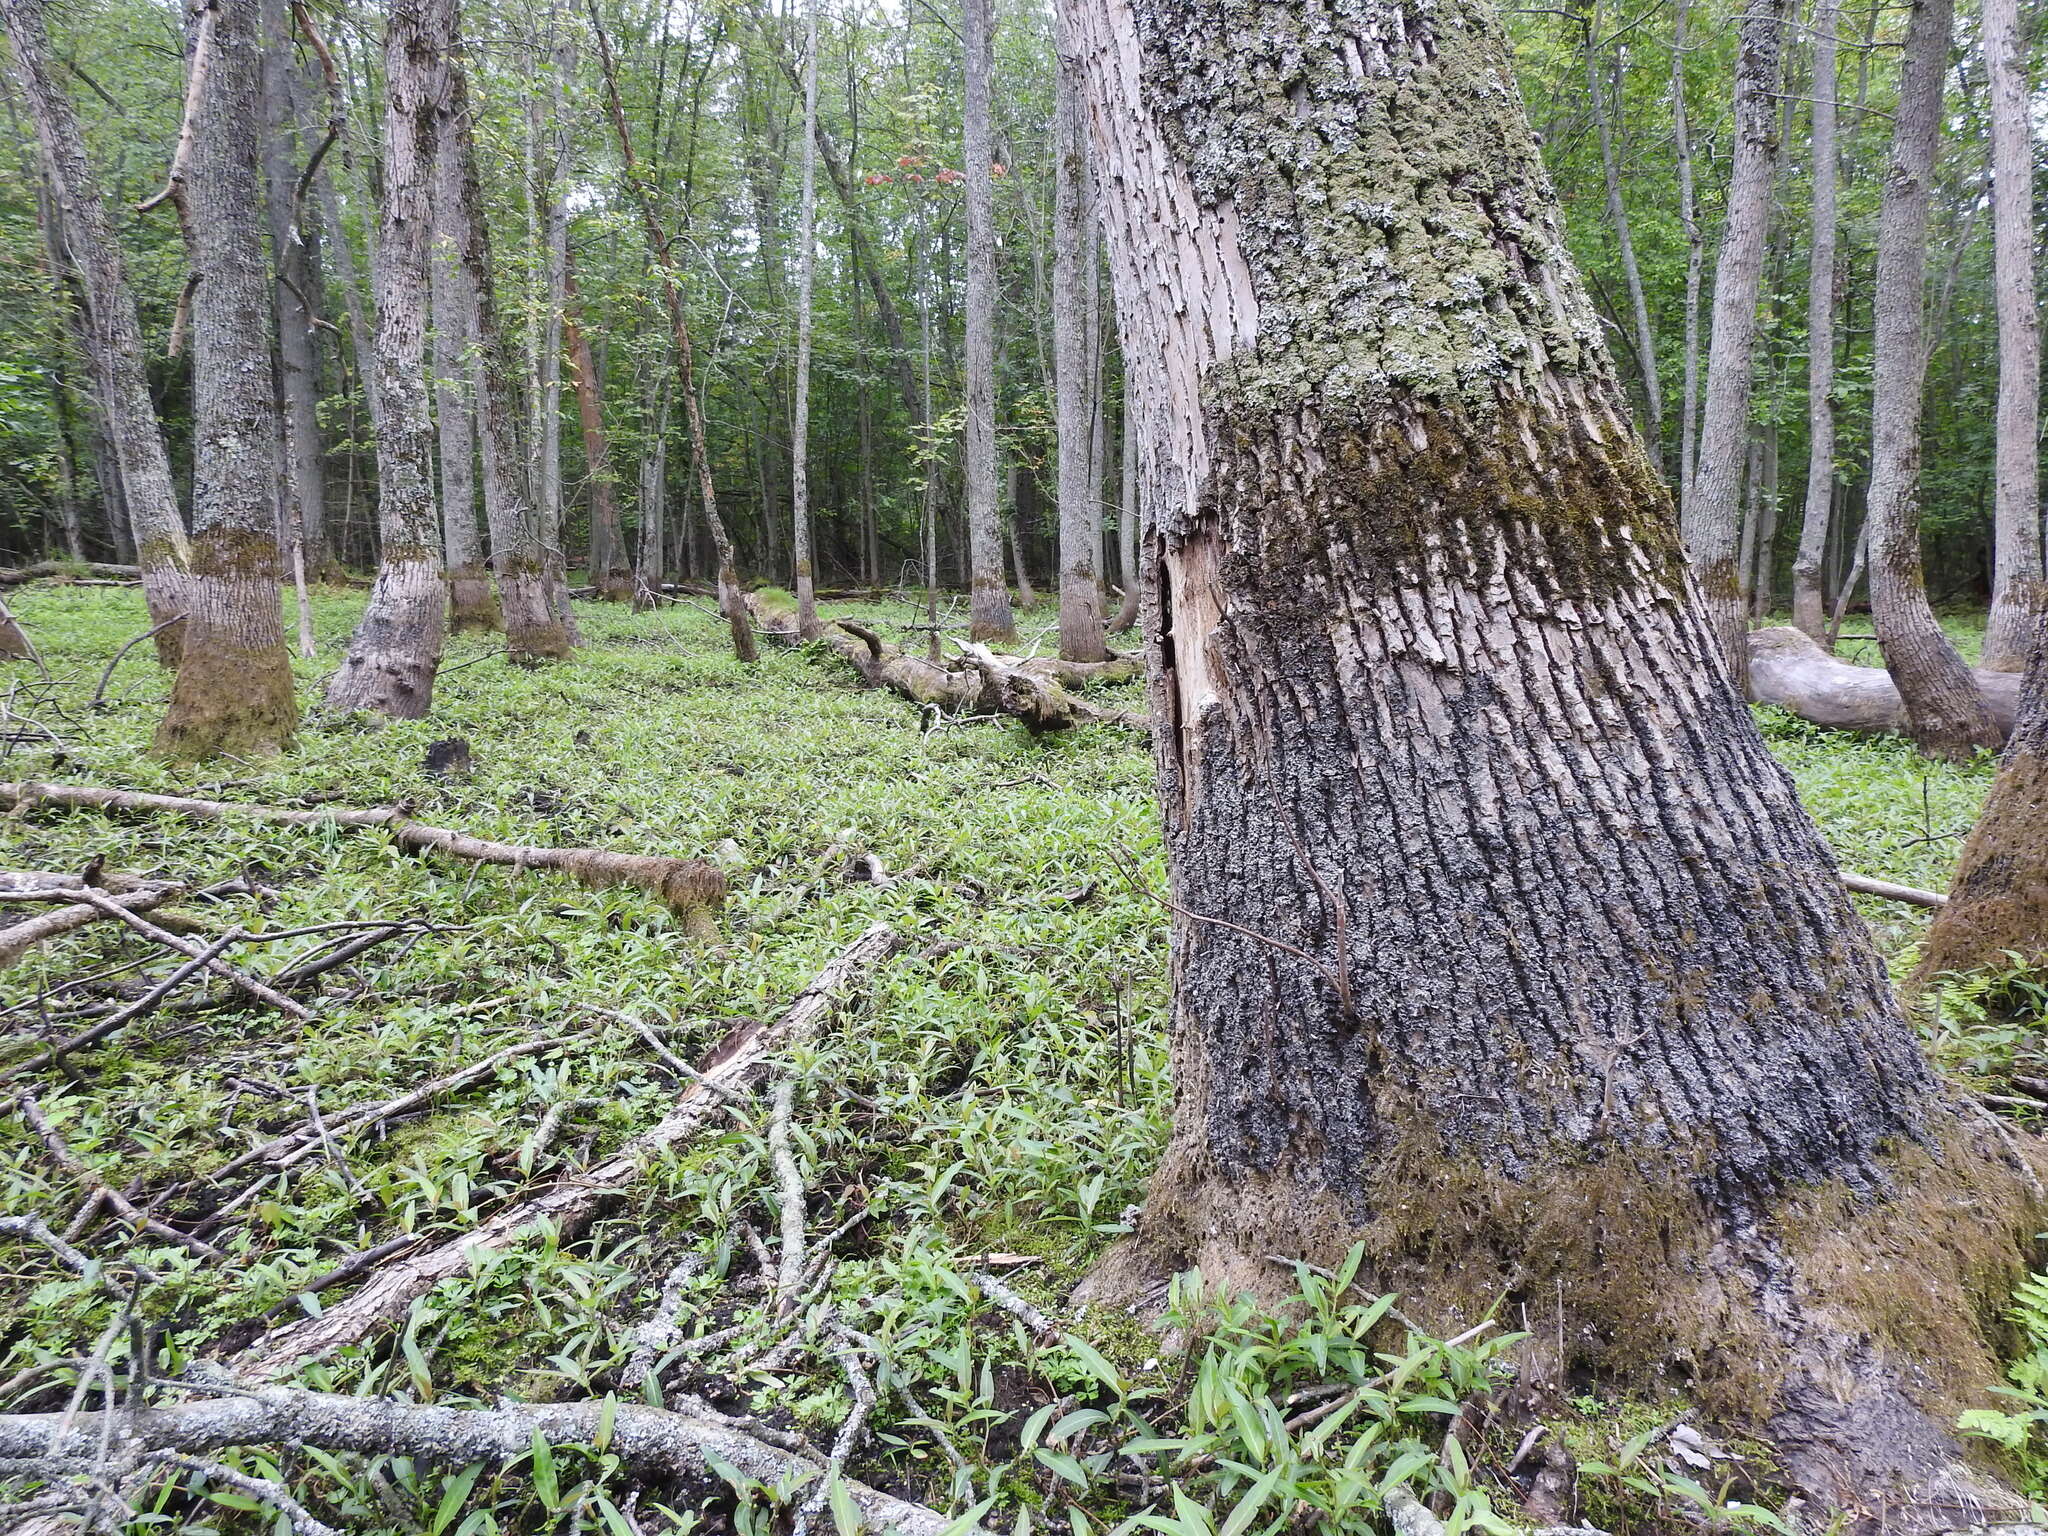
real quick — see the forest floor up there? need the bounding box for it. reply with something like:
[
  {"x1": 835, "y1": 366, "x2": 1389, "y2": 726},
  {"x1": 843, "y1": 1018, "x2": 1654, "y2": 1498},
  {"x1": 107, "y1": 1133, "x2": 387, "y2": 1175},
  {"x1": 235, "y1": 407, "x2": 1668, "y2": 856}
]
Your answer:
[{"x1": 0, "y1": 582, "x2": 2031, "y2": 1536}]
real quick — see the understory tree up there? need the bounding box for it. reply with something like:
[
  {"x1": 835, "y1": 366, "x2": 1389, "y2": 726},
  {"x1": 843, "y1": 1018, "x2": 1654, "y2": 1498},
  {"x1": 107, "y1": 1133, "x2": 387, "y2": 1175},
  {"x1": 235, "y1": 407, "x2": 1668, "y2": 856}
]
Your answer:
[{"x1": 1070, "y1": 0, "x2": 2043, "y2": 1525}]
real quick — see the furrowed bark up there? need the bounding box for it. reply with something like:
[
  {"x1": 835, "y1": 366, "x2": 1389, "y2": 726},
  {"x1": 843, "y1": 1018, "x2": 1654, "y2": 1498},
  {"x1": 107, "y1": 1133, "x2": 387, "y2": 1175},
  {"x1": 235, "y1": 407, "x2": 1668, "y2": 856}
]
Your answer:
[
  {"x1": 1790, "y1": 0, "x2": 1840, "y2": 641},
  {"x1": 229, "y1": 925, "x2": 896, "y2": 1380},
  {"x1": 1, "y1": 0, "x2": 191, "y2": 662},
  {"x1": 326, "y1": 0, "x2": 453, "y2": 718},
  {"x1": 153, "y1": 0, "x2": 299, "y2": 762},
  {"x1": 961, "y1": 0, "x2": 1013, "y2": 644},
  {"x1": 0, "y1": 781, "x2": 726, "y2": 929},
  {"x1": 1978, "y1": 0, "x2": 2047, "y2": 673},
  {"x1": 1915, "y1": 647, "x2": 2048, "y2": 982},
  {"x1": 1053, "y1": 21, "x2": 1106, "y2": 663},
  {"x1": 430, "y1": 95, "x2": 498, "y2": 633},
  {"x1": 0, "y1": 1383, "x2": 979, "y2": 1536},
  {"x1": 1680, "y1": 0, "x2": 1791, "y2": 689},
  {"x1": 1862, "y1": 0, "x2": 2001, "y2": 759},
  {"x1": 1069, "y1": 0, "x2": 2043, "y2": 1525}
]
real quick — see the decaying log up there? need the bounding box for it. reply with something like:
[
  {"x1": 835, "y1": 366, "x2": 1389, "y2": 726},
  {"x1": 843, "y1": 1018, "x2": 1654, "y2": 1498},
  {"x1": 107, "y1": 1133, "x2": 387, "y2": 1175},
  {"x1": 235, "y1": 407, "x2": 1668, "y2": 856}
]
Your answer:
[
  {"x1": 0, "y1": 560, "x2": 142, "y2": 586},
  {"x1": 0, "y1": 782, "x2": 726, "y2": 932},
  {"x1": 1748, "y1": 626, "x2": 2021, "y2": 741},
  {"x1": 230, "y1": 924, "x2": 900, "y2": 1381},
  {"x1": 749, "y1": 596, "x2": 1144, "y2": 733},
  {"x1": 0, "y1": 1383, "x2": 982, "y2": 1536},
  {"x1": 0, "y1": 879, "x2": 184, "y2": 968}
]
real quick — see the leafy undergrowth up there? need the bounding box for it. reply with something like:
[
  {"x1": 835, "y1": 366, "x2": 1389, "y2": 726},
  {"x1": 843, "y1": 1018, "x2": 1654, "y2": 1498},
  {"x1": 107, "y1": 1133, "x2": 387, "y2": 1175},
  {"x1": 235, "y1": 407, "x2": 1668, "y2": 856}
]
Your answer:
[{"x1": 0, "y1": 584, "x2": 2008, "y2": 1535}]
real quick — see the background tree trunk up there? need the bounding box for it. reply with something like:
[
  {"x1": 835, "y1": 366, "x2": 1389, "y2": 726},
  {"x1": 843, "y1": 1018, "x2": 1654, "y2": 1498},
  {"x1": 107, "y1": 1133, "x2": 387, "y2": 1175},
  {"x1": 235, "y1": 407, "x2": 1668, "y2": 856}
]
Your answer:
[
  {"x1": 446, "y1": 43, "x2": 569, "y2": 663},
  {"x1": 1583, "y1": 1, "x2": 1661, "y2": 459},
  {"x1": 1070, "y1": 0, "x2": 2041, "y2": 1523},
  {"x1": 1671, "y1": 0, "x2": 1703, "y2": 513},
  {"x1": 1916, "y1": 645, "x2": 2048, "y2": 981},
  {"x1": 154, "y1": 0, "x2": 299, "y2": 760},
  {"x1": 562, "y1": 273, "x2": 632, "y2": 602},
  {"x1": 1110, "y1": 389, "x2": 1140, "y2": 633},
  {"x1": 1790, "y1": 0, "x2": 1840, "y2": 642},
  {"x1": 1863, "y1": 0, "x2": 2001, "y2": 758},
  {"x1": 1977, "y1": 0, "x2": 2045, "y2": 673},
  {"x1": 790, "y1": 0, "x2": 821, "y2": 636},
  {"x1": 430, "y1": 103, "x2": 497, "y2": 631},
  {"x1": 325, "y1": 0, "x2": 452, "y2": 718},
  {"x1": 1680, "y1": 0, "x2": 1791, "y2": 690},
  {"x1": 961, "y1": 0, "x2": 1012, "y2": 642},
  {"x1": 1053, "y1": 22, "x2": 1105, "y2": 663},
  {"x1": 2, "y1": 0, "x2": 191, "y2": 662}
]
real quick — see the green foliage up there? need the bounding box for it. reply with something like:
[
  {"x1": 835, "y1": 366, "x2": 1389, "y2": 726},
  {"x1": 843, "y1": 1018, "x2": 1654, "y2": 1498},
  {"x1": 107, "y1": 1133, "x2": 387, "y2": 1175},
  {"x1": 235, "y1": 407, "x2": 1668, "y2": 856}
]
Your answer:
[{"x1": 1959, "y1": 1274, "x2": 2048, "y2": 1505}]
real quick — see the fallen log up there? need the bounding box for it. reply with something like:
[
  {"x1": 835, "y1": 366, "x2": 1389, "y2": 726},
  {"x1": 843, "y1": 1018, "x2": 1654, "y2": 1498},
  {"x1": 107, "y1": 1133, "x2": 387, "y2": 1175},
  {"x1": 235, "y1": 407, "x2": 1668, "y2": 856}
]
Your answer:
[
  {"x1": 1840, "y1": 871, "x2": 1949, "y2": 909},
  {"x1": 0, "y1": 560, "x2": 141, "y2": 586},
  {"x1": 1748, "y1": 626, "x2": 2021, "y2": 742},
  {"x1": 0, "y1": 1382, "x2": 982, "y2": 1536},
  {"x1": 230, "y1": 923, "x2": 900, "y2": 1382},
  {"x1": 0, "y1": 880, "x2": 184, "y2": 968},
  {"x1": 0, "y1": 782, "x2": 726, "y2": 934}
]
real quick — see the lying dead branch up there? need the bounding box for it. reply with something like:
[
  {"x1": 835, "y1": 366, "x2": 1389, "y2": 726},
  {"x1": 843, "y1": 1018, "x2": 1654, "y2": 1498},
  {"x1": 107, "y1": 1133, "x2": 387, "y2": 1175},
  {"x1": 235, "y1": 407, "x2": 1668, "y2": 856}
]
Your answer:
[
  {"x1": 0, "y1": 882, "x2": 184, "y2": 969},
  {"x1": 0, "y1": 1382, "x2": 980, "y2": 1536},
  {"x1": 0, "y1": 782, "x2": 727, "y2": 931},
  {"x1": 0, "y1": 562, "x2": 142, "y2": 587},
  {"x1": 1748, "y1": 626, "x2": 2021, "y2": 742},
  {"x1": 229, "y1": 925, "x2": 901, "y2": 1381},
  {"x1": 65, "y1": 888, "x2": 311, "y2": 1020},
  {"x1": 5, "y1": 929, "x2": 246, "y2": 1076},
  {"x1": 18, "y1": 1095, "x2": 221, "y2": 1261},
  {"x1": 1840, "y1": 871, "x2": 1949, "y2": 909}
]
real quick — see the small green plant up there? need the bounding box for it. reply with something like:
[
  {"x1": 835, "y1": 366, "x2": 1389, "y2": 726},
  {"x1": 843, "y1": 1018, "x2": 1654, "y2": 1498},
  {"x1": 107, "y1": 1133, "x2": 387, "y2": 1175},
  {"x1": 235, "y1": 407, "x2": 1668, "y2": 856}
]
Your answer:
[{"x1": 1960, "y1": 1272, "x2": 2048, "y2": 1501}]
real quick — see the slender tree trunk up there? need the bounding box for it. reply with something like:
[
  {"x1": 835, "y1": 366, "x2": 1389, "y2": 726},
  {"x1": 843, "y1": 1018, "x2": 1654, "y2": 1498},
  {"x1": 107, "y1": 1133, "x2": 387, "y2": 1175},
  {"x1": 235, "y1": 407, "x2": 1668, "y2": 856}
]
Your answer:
[
  {"x1": 1584, "y1": 1, "x2": 1661, "y2": 458},
  {"x1": 790, "y1": 0, "x2": 821, "y2": 635},
  {"x1": 1916, "y1": 645, "x2": 2048, "y2": 981},
  {"x1": 1979, "y1": 0, "x2": 2045, "y2": 672},
  {"x1": 1007, "y1": 469, "x2": 1040, "y2": 608},
  {"x1": 1110, "y1": 389, "x2": 1140, "y2": 633},
  {"x1": 588, "y1": 3, "x2": 755, "y2": 662},
  {"x1": 961, "y1": 0, "x2": 1013, "y2": 642},
  {"x1": 1672, "y1": 0, "x2": 1703, "y2": 510},
  {"x1": 534, "y1": 26, "x2": 578, "y2": 633},
  {"x1": 562, "y1": 273, "x2": 632, "y2": 602},
  {"x1": 430, "y1": 99, "x2": 497, "y2": 631},
  {"x1": 1054, "y1": 22, "x2": 1106, "y2": 662},
  {"x1": 1, "y1": 0, "x2": 191, "y2": 661},
  {"x1": 444, "y1": 44, "x2": 568, "y2": 663},
  {"x1": 259, "y1": 0, "x2": 328, "y2": 610},
  {"x1": 325, "y1": 0, "x2": 452, "y2": 717},
  {"x1": 1682, "y1": 0, "x2": 1792, "y2": 691},
  {"x1": 1791, "y1": 0, "x2": 1841, "y2": 641},
  {"x1": 154, "y1": 0, "x2": 299, "y2": 759},
  {"x1": 1071, "y1": 0, "x2": 2042, "y2": 1522},
  {"x1": 635, "y1": 365, "x2": 667, "y2": 606},
  {"x1": 317, "y1": 169, "x2": 374, "y2": 575},
  {"x1": 1864, "y1": 0, "x2": 2001, "y2": 757}
]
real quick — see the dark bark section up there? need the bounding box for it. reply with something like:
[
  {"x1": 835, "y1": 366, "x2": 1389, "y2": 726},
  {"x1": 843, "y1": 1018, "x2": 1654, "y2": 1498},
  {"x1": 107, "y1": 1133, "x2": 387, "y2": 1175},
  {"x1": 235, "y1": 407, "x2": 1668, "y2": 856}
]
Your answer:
[
  {"x1": 1916, "y1": 647, "x2": 2048, "y2": 982},
  {"x1": 154, "y1": 0, "x2": 298, "y2": 761}
]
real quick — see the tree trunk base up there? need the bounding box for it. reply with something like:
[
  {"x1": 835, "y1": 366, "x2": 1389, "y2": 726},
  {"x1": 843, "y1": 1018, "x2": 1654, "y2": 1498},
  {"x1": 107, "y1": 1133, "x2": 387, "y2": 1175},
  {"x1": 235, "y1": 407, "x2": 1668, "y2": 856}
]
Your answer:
[
  {"x1": 500, "y1": 571, "x2": 574, "y2": 664},
  {"x1": 151, "y1": 570, "x2": 298, "y2": 762},
  {"x1": 1077, "y1": 1115, "x2": 2046, "y2": 1536},
  {"x1": 325, "y1": 557, "x2": 447, "y2": 718},
  {"x1": 1748, "y1": 626, "x2": 2021, "y2": 741},
  {"x1": 447, "y1": 566, "x2": 502, "y2": 632}
]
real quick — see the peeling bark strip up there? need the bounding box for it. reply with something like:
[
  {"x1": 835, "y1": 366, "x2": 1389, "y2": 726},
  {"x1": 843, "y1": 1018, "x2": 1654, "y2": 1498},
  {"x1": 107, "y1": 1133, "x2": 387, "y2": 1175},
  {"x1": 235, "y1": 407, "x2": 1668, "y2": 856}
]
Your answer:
[
  {"x1": 1070, "y1": 0, "x2": 2041, "y2": 1525},
  {"x1": 0, "y1": 1385, "x2": 979, "y2": 1536},
  {"x1": 230, "y1": 925, "x2": 898, "y2": 1381},
  {"x1": 326, "y1": 0, "x2": 453, "y2": 718},
  {"x1": 0, "y1": 783, "x2": 726, "y2": 928}
]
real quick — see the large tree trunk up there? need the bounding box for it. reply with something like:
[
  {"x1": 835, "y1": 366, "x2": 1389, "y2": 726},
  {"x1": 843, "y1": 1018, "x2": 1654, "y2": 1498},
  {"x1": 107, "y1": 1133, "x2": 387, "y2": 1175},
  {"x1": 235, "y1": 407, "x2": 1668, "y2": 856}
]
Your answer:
[
  {"x1": 1053, "y1": 24, "x2": 1106, "y2": 663},
  {"x1": 961, "y1": 0, "x2": 1013, "y2": 643},
  {"x1": 562, "y1": 274, "x2": 632, "y2": 603},
  {"x1": 1978, "y1": 0, "x2": 2046, "y2": 673},
  {"x1": 429, "y1": 103, "x2": 498, "y2": 632},
  {"x1": 1680, "y1": 0, "x2": 1791, "y2": 690},
  {"x1": 259, "y1": 0, "x2": 329, "y2": 614},
  {"x1": 325, "y1": 0, "x2": 452, "y2": 717},
  {"x1": 153, "y1": 0, "x2": 300, "y2": 760},
  {"x1": 789, "y1": 0, "x2": 821, "y2": 636},
  {"x1": 1864, "y1": 0, "x2": 2001, "y2": 758},
  {"x1": 2, "y1": 0, "x2": 191, "y2": 663},
  {"x1": 1916, "y1": 646, "x2": 2048, "y2": 982},
  {"x1": 1790, "y1": 0, "x2": 1840, "y2": 642},
  {"x1": 1070, "y1": 0, "x2": 2042, "y2": 1526}
]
